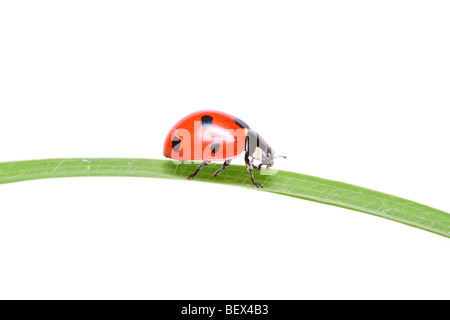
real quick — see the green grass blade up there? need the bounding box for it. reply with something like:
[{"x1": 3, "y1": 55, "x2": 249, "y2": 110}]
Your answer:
[{"x1": 1, "y1": 158, "x2": 449, "y2": 238}]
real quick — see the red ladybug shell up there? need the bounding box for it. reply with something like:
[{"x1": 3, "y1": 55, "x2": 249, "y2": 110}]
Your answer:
[{"x1": 163, "y1": 110, "x2": 250, "y2": 161}]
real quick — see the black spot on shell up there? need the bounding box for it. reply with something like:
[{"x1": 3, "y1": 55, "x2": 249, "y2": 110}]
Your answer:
[
  {"x1": 201, "y1": 115, "x2": 213, "y2": 127},
  {"x1": 234, "y1": 118, "x2": 249, "y2": 129},
  {"x1": 172, "y1": 136, "x2": 181, "y2": 152},
  {"x1": 211, "y1": 142, "x2": 220, "y2": 154}
]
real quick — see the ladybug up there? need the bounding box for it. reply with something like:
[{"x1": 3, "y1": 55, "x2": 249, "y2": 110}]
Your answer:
[{"x1": 163, "y1": 110, "x2": 284, "y2": 188}]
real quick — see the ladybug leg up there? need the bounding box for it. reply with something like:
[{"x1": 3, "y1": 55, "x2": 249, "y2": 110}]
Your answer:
[
  {"x1": 213, "y1": 160, "x2": 231, "y2": 177},
  {"x1": 187, "y1": 161, "x2": 210, "y2": 180},
  {"x1": 245, "y1": 153, "x2": 263, "y2": 188}
]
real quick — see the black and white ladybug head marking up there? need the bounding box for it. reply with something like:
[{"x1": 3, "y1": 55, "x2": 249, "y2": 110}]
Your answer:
[{"x1": 245, "y1": 129, "x2": 275, "y2": 168}]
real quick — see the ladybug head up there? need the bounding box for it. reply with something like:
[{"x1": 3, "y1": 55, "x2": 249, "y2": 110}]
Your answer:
[
  {"x1": 262, "y1": 146, "x2": 275, "y2": 168},
  {"x1": 246, "y1": 130, "x2": 285, "y2": 169},
  {"x1": 261, "y1": 147, "x2": 286, "y2": 168}
]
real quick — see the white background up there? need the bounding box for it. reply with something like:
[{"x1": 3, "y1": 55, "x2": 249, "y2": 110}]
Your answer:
[{"x1": 0, "y1": 1, "x2": 449, "y2": 299}]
